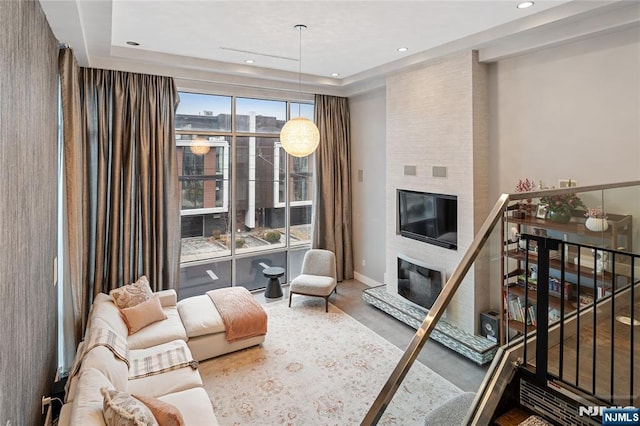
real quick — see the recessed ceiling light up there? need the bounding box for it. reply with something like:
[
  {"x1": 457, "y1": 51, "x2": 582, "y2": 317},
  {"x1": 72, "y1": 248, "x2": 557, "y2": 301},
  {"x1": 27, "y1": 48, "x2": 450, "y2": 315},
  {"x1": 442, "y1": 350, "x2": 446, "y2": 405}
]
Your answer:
[
  {"x1": 245, "y1": 59, "x2": 255, "y2": 64},
  {"x1": 330, "y1": 73, "x2": 339, "y2": 77},
  {"x1": 397, "y1": 47, "x2": 409, "y2": 53},
  {"x1": 126, "y1": 41, "x2": 140, "y2": 46},
  {"x1": 517, "y1": 1, "x2": 534, "y2": 9}
]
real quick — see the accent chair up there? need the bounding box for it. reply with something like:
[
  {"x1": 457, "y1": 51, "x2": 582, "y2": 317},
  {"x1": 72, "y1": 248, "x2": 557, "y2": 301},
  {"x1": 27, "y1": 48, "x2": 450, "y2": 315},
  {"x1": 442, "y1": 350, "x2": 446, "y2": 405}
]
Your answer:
[{"x1": 288, "y1": 249, "x2": 337, "y2": 312}]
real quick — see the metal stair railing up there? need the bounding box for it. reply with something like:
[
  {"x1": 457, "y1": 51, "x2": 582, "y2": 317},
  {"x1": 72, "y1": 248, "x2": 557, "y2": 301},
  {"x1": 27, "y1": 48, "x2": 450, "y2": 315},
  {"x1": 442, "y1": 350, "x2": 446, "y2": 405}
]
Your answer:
[
  {"x1": 362, "y1": 180, "x2": 640, "y2": 425},
  {"x1": 361, "y1": 193, "x2": 510, "y2": 425}
]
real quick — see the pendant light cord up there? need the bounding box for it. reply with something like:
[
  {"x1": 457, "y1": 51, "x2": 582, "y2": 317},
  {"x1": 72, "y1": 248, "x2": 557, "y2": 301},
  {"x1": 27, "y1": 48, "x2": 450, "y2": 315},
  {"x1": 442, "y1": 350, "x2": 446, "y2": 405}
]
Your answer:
[{"x1": 295, "y1": 24, "x2": 307, "y2": 117}]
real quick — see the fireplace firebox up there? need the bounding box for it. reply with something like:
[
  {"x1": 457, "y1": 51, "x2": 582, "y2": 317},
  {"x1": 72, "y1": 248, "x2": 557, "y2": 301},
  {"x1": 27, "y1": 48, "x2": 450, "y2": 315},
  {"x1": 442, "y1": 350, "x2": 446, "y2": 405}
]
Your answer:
[{"x1": 397, "y1": 254, "x2": 444, "y2": 311}]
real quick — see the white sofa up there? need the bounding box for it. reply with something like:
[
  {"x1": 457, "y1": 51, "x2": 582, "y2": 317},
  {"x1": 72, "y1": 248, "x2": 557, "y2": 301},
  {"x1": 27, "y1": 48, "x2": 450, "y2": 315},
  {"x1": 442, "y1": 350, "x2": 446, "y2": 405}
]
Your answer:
[{"x1": 59, "y1": 288, "x2": 266, "y2": 425}]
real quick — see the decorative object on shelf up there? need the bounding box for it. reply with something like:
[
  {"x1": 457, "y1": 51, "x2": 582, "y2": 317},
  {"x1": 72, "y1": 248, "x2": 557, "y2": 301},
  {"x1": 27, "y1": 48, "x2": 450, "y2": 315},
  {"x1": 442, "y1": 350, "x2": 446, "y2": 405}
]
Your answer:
[
  {"x1": 540, "y1": 191, "x2": 585, "y2": 224},
  {"x1": 548, "y1": 209, "x2": 573, "y2": 224},
  {"x1": 535, "y1": 204, "x2": 548, "y2": 219},
  {"x1": 590, "y1": 248, "x2": 610, "y2": 272},
  {"x1": 280, "y1": 24, "x2": 320, "y2": 158},
  {"x1": 559, "y1": 178, "x2": 578, "y2": 188},
  {"x1": 584, "y1": 208, "x2": 609, "y2": 232},
  {"x1": 514, "y1": 178, "x2": 536, "y2": 217}
]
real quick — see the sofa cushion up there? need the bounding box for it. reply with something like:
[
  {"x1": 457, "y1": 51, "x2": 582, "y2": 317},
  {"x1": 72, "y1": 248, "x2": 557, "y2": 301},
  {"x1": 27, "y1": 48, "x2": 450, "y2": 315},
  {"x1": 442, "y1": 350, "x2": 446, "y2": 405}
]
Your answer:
[
  {"x1": 127, "y1": 340, "x2": 202, "y2": 397},
  {"x1": 69, "y1": 368, "x2": 114, "y2": 425},
  {"x1": 177, "y1": 295, "x2": 225, "y2": 338},
  {"x1": 290, "y1": 274, "x2": 336, "y2": 296},
  {"x1": 158, "y1": 388, "x2": 218, "y2": 426},
  {"x1": 101, "y1": 388, "x2": 158, "y2": 426},
  {"x1": 121, "y1": 297, "x2": 167, "y2": 335},
  {"x1": 81, "y1": 345, "x2": 129, "y2": 393},
  {"x1": 155, "y1": 289, "x2": 177, "y2": 308},
  {"x1": 133, "y1": 394, "x2": 185, "y2": 426},
  {"x1": 110, "y1": 276, "x2": 154, "y2": 309},
  {"x1": 94, "y1": 292, "x2": 112, "y2": 305},
  {"x1": 126, "y1": 306, "x2": 187, "y2": 350}
]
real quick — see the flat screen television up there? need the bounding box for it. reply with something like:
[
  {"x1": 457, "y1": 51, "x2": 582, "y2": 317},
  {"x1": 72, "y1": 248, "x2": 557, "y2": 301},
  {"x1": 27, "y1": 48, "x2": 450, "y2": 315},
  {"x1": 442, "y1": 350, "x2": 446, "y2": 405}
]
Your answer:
[
  {"x1": 397, "y1": 255, "x2": 444, "y2": 311},
  {"x1": 397, "y1": 189, "x2": 458, "y2": 250}
]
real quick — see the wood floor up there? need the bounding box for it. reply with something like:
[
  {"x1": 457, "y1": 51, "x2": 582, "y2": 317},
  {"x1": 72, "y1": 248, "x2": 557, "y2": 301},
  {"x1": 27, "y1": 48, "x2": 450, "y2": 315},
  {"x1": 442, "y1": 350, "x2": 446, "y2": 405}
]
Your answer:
[
  {"x1": 544, "y1": 286, "x2": 640, "y2": 406},
  {"x1": 258, "y1": 279, "x2": 489, "y2": 392}
]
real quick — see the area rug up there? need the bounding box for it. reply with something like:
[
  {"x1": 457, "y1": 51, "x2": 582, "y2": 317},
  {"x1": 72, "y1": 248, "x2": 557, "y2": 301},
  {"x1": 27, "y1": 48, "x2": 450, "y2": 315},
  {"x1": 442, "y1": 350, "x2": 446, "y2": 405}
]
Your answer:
[{"x1": 198, "y1": 299, "x2": 462, "y2": 425}]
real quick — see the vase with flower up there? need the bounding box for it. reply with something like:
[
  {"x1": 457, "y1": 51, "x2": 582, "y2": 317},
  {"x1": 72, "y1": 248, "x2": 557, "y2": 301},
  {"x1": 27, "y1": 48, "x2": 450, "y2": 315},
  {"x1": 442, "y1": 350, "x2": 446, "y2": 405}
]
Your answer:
[
  {"x1": 540, "y1": 191, "x2": 585, "y2": 224},
  {"x1": 584, "y1": 208, "x2": 609, "y2": 232},
  {"x1": 514, "y1": 178, "x2": 536, "y2": 217}
]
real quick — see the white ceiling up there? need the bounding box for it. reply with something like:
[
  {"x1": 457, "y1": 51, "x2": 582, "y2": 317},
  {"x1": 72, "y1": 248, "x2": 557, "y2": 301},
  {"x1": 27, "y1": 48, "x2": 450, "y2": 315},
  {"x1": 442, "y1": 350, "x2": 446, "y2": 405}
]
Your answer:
[{"x1": 39, "y1": 1, "x2": 639, "y2": 96}]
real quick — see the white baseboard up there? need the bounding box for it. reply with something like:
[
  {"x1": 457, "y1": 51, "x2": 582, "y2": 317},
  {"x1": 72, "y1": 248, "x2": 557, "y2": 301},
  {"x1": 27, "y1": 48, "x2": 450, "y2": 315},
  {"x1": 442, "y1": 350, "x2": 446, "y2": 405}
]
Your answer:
[{"x1": 353, "y1": 271, "x2": 383, "y2": 288}]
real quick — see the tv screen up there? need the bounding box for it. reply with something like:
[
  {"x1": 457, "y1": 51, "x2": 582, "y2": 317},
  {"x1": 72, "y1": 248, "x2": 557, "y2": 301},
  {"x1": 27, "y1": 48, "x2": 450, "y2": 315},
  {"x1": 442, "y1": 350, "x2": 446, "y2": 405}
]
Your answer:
[
  {"x1": 398, "y1": 189, "x2": 457, "y2": 250},
  {"x1": 397, "y1": 255, "x2": 444, "y2": 310}
]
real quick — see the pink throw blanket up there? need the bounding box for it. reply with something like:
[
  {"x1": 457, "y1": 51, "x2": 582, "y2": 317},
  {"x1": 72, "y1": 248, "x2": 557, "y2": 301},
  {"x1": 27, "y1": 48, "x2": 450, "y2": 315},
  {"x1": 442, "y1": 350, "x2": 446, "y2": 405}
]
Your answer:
[{"x1": 207, "y1": 287, "x2": 268, "y2": 342}]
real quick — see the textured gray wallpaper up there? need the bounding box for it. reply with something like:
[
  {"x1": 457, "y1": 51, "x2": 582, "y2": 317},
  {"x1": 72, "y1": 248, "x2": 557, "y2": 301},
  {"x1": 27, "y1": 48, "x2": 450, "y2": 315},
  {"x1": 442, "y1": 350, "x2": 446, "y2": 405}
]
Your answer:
[{"x1": 0, "y1": 1, "x2": 59, "y2": 424}]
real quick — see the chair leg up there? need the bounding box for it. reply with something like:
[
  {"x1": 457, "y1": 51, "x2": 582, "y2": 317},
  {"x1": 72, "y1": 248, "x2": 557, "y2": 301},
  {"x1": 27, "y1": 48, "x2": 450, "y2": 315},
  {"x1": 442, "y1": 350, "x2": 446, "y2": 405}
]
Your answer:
[
  {"x1": 288, "y1": 290, "x2": 292, "y2": 307},
  {"x1": 325, "y1": 296, "x2": 329, "y2": 312}
]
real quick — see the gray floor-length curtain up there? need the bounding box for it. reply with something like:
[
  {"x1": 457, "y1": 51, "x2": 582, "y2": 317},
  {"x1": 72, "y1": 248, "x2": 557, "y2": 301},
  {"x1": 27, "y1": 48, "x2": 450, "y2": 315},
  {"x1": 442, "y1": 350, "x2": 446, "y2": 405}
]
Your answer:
[
  {"x1": 313, "y1": 94, "x2": 354, "y2": 281},
  {"x1": 59, "y1": 48, "x2": 180, "y2": 345}
]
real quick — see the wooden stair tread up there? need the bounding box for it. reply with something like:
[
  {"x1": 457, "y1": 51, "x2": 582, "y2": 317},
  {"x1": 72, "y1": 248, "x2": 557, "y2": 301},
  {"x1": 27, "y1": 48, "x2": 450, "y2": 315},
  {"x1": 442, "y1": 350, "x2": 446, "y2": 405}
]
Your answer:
[{"x1": 494, "y1": 407, "x2": 533, "y2": 426}]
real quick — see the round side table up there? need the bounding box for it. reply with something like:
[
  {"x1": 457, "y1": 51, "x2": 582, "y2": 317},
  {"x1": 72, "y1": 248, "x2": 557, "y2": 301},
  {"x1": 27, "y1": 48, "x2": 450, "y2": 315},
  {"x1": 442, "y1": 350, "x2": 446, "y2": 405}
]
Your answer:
[{"x1": 263, "y1": 266, "x2": 285, "y2": 298}]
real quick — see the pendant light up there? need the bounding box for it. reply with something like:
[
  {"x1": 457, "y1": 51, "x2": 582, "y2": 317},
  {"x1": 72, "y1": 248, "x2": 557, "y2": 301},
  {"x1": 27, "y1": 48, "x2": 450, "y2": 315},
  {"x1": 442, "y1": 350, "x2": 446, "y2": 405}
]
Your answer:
[
  {"x1": 280, "y1": 24, "x2": 320, "y2": 158},
  {"x1": 190, "y1": 137, "x2": 210, "y2": 156}
]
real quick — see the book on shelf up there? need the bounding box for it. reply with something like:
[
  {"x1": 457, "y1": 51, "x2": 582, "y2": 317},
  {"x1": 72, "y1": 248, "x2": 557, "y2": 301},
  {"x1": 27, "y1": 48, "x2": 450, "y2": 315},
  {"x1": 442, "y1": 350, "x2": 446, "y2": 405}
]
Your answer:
[
  {"x1": 528, "y1": 304, "x2": 537, "y2": 326},
  {"x1": 505, "y1": 293, "x2": 535, "y2": 325},
  {"x1": 505, "y1": 293, "x2": 567, "y2": 327},
  {"x1": 515, "y1": 275, "x2": 570, "y2": 299},
  {"x1": 596, "y1": 286, "x2": 612, "y2": 299}
]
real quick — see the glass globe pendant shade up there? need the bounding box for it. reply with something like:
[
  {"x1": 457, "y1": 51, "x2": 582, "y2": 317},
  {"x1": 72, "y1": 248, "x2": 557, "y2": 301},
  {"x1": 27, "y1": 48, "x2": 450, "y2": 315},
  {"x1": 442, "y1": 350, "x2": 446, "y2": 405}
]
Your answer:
[
  {"x1": 190, "y1": 138, "x2": 210, "y2": 156},
  {"x1": 280, "y1": 117, "x2": 320, "y2": 157}
]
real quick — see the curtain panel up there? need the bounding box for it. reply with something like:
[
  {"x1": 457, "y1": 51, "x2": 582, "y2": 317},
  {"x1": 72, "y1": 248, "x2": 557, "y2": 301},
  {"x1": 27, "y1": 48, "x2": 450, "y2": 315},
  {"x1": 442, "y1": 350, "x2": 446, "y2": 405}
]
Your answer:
[
  {"x1": 313, "y1": 94, "x2": 354, "y2": 281},
  {"x1": 59, "y1": 48, "x2": 180, "y2": 343}
]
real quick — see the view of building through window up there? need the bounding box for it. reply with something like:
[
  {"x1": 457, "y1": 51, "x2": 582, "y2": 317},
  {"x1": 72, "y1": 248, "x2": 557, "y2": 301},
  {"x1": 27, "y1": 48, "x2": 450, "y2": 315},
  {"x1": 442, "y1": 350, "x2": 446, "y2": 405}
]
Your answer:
[{"x1": 176, "y1": 92, "x2": 314, "y2": 297}]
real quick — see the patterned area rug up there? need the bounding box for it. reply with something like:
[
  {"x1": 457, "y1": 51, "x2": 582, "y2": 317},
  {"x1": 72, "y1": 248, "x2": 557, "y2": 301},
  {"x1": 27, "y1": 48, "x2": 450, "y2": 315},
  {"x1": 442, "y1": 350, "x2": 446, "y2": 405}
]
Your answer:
[{"x1": 198, "y1": 299, "x2": 462, "y2": 425}]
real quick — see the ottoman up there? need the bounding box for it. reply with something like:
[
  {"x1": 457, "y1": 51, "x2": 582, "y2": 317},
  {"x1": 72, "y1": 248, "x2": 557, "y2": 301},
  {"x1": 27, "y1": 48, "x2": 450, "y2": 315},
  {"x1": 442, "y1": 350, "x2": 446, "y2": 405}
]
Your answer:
[{"x1": 177, "y1": 288, "x2": 267, "y2": 361}]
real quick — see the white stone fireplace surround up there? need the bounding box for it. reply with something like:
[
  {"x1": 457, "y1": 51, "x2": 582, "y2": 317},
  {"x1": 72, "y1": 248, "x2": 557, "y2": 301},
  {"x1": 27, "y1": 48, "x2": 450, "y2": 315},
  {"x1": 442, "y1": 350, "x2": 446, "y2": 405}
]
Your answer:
[{"x1": 385, "y1": 51, "x2": 490, "y2": 335}]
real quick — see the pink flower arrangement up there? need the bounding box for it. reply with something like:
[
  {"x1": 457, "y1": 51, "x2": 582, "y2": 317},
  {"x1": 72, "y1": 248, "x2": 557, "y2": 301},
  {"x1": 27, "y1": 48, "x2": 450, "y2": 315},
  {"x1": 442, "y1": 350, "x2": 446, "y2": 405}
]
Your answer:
[
  {"x1": 515, "y1": 178, "x2": 536, "y2": 204},
  {"x1": 584, "y1": 208, "x2": 607, "y2": 219},
  {"x1": 515, "y1": 178, "x2": 536, "y2": 193}
]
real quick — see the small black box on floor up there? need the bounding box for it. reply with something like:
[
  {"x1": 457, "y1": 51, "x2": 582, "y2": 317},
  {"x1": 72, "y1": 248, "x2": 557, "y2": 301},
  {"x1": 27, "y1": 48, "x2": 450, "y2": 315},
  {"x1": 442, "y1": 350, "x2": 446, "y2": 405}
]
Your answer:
[{"x1": 480, "y1": 311, "x2": 500, "y2": 343}]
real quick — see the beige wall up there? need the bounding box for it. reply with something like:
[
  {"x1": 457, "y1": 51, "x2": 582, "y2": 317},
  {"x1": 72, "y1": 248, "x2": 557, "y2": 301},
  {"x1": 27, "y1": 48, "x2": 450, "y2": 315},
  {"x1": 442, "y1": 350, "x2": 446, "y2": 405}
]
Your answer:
[
  {"x1": 385, "y1": 51, "x2": 489, "y2": 333},
  {"x1": 0, "y1": 0, "x2": 59, "y2": 424},
  {"x1": 487, "y1": 26, "x2": 640, "y2": 311},
  {"x1": 350, "y1": 87, "x2": 387, "y2": 286},
  {"x1": 349, "y1": 26, "x2": 640, "y2": 333},
  {"x1": 488, "y1": 26, "x2": 640, "y2": 197}
]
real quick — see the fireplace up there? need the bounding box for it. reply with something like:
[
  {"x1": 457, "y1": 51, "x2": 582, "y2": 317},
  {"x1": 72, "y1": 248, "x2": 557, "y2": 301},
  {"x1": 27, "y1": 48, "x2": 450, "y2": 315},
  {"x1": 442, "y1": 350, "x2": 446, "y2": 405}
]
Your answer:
[{"x1": 397, "y1": 254, "x2": 444, "y2": 311}]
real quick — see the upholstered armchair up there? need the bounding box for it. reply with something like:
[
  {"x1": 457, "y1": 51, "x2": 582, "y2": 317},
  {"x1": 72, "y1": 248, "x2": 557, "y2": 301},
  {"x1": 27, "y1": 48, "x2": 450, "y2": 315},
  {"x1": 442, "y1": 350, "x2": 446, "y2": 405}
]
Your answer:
[{"x1": 288, "y1": 249, "x2": 337, "y2": 312}]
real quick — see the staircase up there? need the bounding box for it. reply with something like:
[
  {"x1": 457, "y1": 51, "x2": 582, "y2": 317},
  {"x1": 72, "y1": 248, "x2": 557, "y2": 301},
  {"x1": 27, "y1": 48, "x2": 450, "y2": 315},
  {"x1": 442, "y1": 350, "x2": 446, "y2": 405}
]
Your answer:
[{"x1": 362, "y1": 181, "x2": 640, "y2": 425}]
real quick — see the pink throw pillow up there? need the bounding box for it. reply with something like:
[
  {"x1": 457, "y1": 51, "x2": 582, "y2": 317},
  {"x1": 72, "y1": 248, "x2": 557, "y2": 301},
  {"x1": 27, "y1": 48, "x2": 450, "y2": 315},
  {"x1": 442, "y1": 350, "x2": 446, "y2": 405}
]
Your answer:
[
  {"x1": 120, "y1": 297, "x2": 167, "y2": 335},
  {"x1": 134, "y1": 394, "x2": 186, "y2": 426}
]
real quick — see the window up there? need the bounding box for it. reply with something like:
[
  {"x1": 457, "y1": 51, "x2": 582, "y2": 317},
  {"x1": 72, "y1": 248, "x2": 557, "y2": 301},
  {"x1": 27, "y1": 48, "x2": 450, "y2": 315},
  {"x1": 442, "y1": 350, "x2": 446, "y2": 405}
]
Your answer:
[
  {"x1": 177, "y1": 136, "x2": 229, "y2": 214},
  {"x1": 274, "y1": 144, "x2": 312, "y2": 208},
  {"x1": 176, "y1": 92, "x2": 314, "y2": 295},
  {"x1": 176, "y1": 93, "x2": 232, "y2": 132}
]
